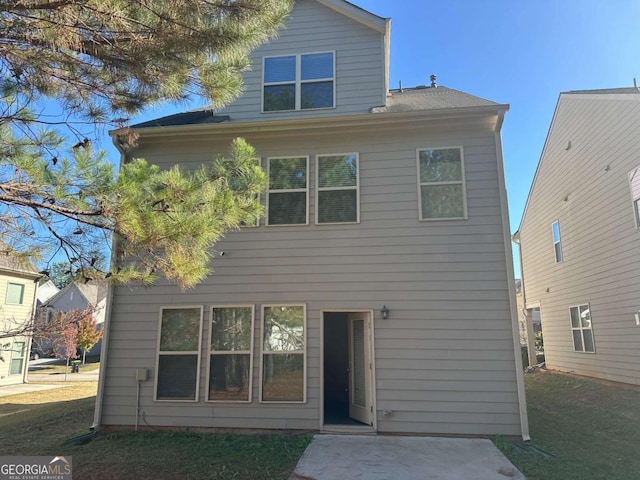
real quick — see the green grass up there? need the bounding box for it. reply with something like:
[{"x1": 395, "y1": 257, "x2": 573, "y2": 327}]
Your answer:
[
  {"x1": 495, "y1": 370, "x2": 640, "y2": 480},
  {"x1": 29, "y1": 356, "x2": 101, "y2": 374},
  {"x1": 0, "y1": 383, "x2": 311, "y2": 480}
]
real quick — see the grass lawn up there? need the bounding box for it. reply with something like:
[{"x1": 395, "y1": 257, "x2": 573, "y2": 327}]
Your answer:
[
  {"x1": 0, "y1": 383, "x2": 311, "y2": 480},
  {"x1": 495, "y1": 370, "x2": 640, "y2": 480},
  {"x1": 29, "y1": 355, "x2": 101, "y2": 374}
]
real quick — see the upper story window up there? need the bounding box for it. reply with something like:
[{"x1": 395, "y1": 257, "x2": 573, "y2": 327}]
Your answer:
[
  {"x1": 552, "y1": 220, "x2": 563, "y2": 263},
  {"x1": 6, "y1": 282, "x2": 25, "y2": 305},
  {"x1": 267, "y1": 156, "x2": 309, "y2": 226},
  {"x1": 316, "y1": 153, "x2": 359, "y2": 224},
  {"x1": 417, "y1": 147, "x2": 467, "y2": 220},
  {"x1": 263, "y1": 52, "x2": 335, "y2": 112}
]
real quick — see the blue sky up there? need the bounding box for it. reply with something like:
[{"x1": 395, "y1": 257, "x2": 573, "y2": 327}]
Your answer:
[{"x1": 119, "y1": 0, "x2": 640, "y2": 277}]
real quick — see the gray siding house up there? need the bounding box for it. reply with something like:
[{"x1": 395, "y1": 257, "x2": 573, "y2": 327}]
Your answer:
[
  {"x1": 96, "y1": 0, "x2": 528, "y2": 438},
  {"x1": 515, "y1": 87, "x2": 640, "y2": 385}
]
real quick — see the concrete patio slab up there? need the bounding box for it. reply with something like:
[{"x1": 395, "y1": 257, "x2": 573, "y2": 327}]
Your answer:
[{"x1": 290, "y1": 434, "x2": 525, "y2": 480}]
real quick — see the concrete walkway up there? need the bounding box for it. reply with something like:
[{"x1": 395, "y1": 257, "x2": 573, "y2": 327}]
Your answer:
[
  {"x1": 290, "y1": 434, "x2": 525, "y2": 480},
  {"x1": 0, "y1": 383, "x2": 75, "y2": 398}
]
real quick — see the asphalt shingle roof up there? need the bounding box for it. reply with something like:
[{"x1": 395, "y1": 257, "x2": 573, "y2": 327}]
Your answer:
[
  {"x1": 371, "y1": 86, "x2": 500, "y2": 113},
  {"x1": 131, "y1": 110, "x2": 230, "y2": 128}
]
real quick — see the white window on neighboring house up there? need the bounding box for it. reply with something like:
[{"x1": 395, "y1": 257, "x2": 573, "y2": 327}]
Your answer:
[
  {"x1": 570, "y1": 304, "x2": 595, "y2": 353},
  {"x1": 9, "y1": 341, "x2": 26, "y2": 375},
  {"x1": 6, "y1": 282, "x2": 25, "y2": 305},
  {"x1": 155, "y1": 306, "x2": 203, "y2": 401},
  {"x1": 208, "y1": 305, "x2": 254, "y2": 402},
  {"x1": 267, "y1": 156, "x2": 309, "y2": 226},
  {"x1": 552, "y1": 220, "x2": 563, "y2": 263},
  {"x1": 417, "y1": 147, "x2": 467, "y2": 220},
  {"x1": 263, "y1": 52, "x2": 335, "y2": 112},
  {"x1": 628, "y1": 167, "x2": 640, "y2": 227},
  {"x1": 316, "y1": 153, "x2": 359, "y2": 224},
  {"x1": 260, "y1": 305, "x2": 306, "y2": 403}
]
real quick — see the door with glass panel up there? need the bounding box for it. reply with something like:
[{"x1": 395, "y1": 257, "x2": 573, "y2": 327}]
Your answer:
[{"x1": 348, "y1": 313, "x2": 372, "y2": 425}]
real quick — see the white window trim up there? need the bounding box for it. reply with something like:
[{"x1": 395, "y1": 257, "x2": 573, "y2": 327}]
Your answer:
[
  {"x1": 239, "y1": 157, "x2": 262, "y2": 228},
  {"x1": 552, "y1": 220, "x2": 563, "y2": 263},
  {"x1": 259, "y1": 304, "x2": 307, "y2": 404},
  {"x1": 206, "y1": 304, "x2": 255, "y2": 403},
  {"x1": 6, "y1": 282, "x2": 25, "y2": 305},
  {"x1": 627, "y1": 167, "x2": 640, "y2": 228},
  {"x1": 9, "y1": 340, "x2": 26, "y2": 376},
  {"x1": 416, "y1": 146, "x2": 468, "y2": 221},
  {"x1": 569, "y1": 303, "x2": 595, "y2": 354},
  {"x1": 315, "y1": 152, "x2": 360, "y2": 225},
  {"x1": 261, "y1": 51, "x2": 336, "y2": 113},
  {"x1": 266, "y1": 156, "x2": 309, "y2": 226},
  {"x1": 154, "y1": 305, "x2": 204, "y2": 403}
]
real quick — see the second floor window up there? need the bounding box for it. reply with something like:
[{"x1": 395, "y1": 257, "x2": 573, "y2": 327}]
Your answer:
[
  {"x1": 552, "y1": 220, "x2": 563, "y2": 263},
  {"x1": 417, "y1": 147, "x2": 467, "y2": 220},
  {"x1": 6, "y1": 282, "x2": 25, "y2": 305},
  {"x1": 317, "y1": 153, "x2": 359, "y2": 224},
  {"x1": 267, "y1": 156, "x2": 309, "y2": 225},
  {"x1": 263, "y1": 52, "x2": 335, "y2": 112}
]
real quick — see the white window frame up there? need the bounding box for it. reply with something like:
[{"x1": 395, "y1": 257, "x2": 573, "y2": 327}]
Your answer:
[
  {"x1": 262, "y1": 51, "x2": 336, "y2": 113},
  {"x1": 552, "y1": 220, "x2": 563, "y2": 263},
  {"x1": 266, "y1": 156, "x2": 309, "y2": 226},
  {"x1": 154, "y1": 305, "x2": 204, "y2": 402},
  {"x1": 416, "y1": 146, "x2": 468, "y2": 221},
  {"x1": 315, "y1": 152, "x2": 360, "y2": 225},
  {"x1": 627, "y1": 167, "x2": 640, "y2": 228},
  {"x1": 6, "y1": 282, "x2": 25, "y2": 305},
  {"x1": 206, "y1": 305, "x2": 255, "y2": 403},
  {"x1": 569, "y1": 303, "x2": 595, "y2": 353},
  {"x1": 9, "y1": 340, "x2": 26, "y2": 375},
  {"x1": 239, "y1": 157, "x2": 262, "y2": 228},
  {"x1": 259, "y1": 304, "x2": 307, "y2": 404}
]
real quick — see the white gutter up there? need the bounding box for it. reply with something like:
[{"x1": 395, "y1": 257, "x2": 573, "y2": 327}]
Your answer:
[{"x1": 494, "y1": 114, "x2": 530, "y2": 441}]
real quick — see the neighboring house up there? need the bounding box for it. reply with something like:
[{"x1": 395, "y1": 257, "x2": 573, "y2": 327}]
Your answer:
[
  {"x1": 36, "y1": 279, "x2": 59, "y2": 307},
  {"x1": 96, "y1": 0, "x2": 528, "y2": 438},
  {"x1": 0, "y1": 253, "x2": 40, "y2": 386},
  {"x1": 37, "y1": 281, "x2": 107, "y2": 357},
  {"x1": 515, "y1": 86, "x2": 640, "y2": 385}
]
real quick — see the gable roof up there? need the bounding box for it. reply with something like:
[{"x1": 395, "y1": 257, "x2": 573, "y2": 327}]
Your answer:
[
  {"x1": 315, "y1": 0, "x2": 388, "y2": 33},
  {"x1": 517, "y1": 86, "x2": 640, "y2": 233},
  {"x1": 43, "y1": 280, "x2": 108, "y2": 308}
]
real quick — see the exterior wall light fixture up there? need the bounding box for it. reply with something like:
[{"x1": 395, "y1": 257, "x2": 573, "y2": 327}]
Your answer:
[{"x1": 380, "y1": 305, "x2": 390, "y2": 320}]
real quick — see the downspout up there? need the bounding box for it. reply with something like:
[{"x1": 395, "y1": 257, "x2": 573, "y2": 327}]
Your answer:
[
  {"x1": 91, "y1": 133, "x2": 127, "y2": 431},
  {"x1": 494, "y1": 112, "x2": 531, "y2": 441},
  {"x1": 23, "y1": 275, "x2": 41, "y2": 384}
]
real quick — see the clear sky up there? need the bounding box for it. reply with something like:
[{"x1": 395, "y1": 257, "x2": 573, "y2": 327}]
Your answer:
[{"x1": 120, "y1": 0, "x2": 640, "y2": 277}]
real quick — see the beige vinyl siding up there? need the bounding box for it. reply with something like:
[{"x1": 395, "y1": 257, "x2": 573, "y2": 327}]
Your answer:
[
  {"x1": 214, "y1": 0, "x2": 385, "y2": 121},
  {"x1": 0, "y1": 272, "x2": 37, "y2": 386},
  {"x1": 519, "y1": 93, "x2": 640, "y2": 385},
  {"x1": 100, "y1": 119, "x2": 522, "y2": 436}
]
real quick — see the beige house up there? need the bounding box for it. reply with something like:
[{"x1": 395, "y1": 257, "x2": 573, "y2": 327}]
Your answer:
[
  {"x1": 96, "y1": 0, "x2": 528, "y2": 438},
  {"x1": 515, "y1": 87, "x2": 640, "y2": 385},
  {"x1": 0, "y1": 254, "x2": 40, "y2": 386}
]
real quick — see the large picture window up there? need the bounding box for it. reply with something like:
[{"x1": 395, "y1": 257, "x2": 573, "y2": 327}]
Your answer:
[
  {"x1": 155, "y1": 306, "x2": 203, "y2": 401},
  {"x1": 263, "y1": 52, "x2": 335, "y2": 112},
  {"x1": 267, "y1": 156, "x2": 308, "y2": 225},
  {"x1": 417, "y1": 147, "x2": 467, "y2": 220},
  {"x1": 208, "y1": 306, "x2": 254, "y2": 402},
  {"x1": 261, "y1": 305, "x2": 305, "y2": 402},
  {"x1": 317, "y1": 153, "x2": 359, "y2": 224},
  {"x1": 570, "y1": 304, "x2": 595, "y2": 353}
]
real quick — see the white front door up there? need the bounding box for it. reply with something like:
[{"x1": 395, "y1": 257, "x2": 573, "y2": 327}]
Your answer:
[{"x1": 348, "y1": 312, "x2": 372, "y2": 425}]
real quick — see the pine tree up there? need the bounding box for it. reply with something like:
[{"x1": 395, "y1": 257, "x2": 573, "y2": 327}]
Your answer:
[{"x1": 0, "y1": 0, "x2": 293, "y2": 287}]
